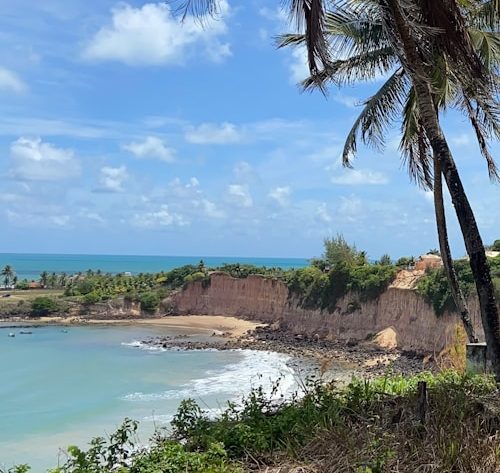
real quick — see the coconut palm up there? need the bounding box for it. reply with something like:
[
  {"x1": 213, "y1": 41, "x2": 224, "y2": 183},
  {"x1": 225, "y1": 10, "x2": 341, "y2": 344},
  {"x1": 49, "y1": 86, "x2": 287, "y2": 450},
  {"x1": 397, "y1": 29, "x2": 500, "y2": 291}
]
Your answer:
[
  {"x1": 278, "y1": 1, "x2": 500, "y2": 342},
  {"x1": 181, "y1": 0, "x2": 500, "y2": 378},
  {"x1": 40, "y1": 271, "x2": 49, "y2": 288},
  {"x1": 1, "y1": 265, "x2": 15, "y2": 288},
  {"x1": 371, "y1": 0, "x2": 500, "y2": 377}
]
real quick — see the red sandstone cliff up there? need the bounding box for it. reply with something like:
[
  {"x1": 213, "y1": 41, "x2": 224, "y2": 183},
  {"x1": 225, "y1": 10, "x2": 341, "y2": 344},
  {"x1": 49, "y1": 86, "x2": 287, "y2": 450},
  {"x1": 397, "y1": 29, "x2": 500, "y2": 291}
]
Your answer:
[{"x1": 171, "y1": 272, "x2": 487, "y2": 353}]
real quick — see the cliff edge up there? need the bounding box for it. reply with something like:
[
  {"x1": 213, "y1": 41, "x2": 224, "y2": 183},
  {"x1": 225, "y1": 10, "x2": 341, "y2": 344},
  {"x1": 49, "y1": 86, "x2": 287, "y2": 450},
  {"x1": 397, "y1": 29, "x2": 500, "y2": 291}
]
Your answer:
[{"x1": 172, "y1": 271, "x2": 487, "y2": 354}]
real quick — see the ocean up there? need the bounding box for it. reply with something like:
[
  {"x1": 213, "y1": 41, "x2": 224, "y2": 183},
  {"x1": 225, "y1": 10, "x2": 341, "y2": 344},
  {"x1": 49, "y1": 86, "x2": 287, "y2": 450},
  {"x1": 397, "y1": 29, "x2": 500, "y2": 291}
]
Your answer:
[
  {"x1": 0, "y1": 253, "x2": 309, "y2": 282},
  {"x1": 0, "y1": 324, "x2": 300, "y2": 471}
]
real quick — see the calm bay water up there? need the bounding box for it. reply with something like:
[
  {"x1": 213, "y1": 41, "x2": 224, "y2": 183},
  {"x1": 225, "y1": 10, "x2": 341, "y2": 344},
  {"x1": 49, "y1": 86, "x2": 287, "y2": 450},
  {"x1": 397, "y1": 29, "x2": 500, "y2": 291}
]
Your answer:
[
  {"x1": 0, "y1": 253, "x2": 309, "y2": 282},
  {"x1": 0, "y1": 324, "x2": 297, "y2": 471}
]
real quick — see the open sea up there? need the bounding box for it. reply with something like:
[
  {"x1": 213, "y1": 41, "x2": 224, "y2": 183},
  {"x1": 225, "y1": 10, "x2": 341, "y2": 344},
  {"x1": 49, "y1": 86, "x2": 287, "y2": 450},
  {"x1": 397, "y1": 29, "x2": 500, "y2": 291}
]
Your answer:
[
  {"x1": 0, "y1": 324, "x2": 302, "y2": 471},
  {"x1": 0, "y1": 253, "x2": 309, "y2": 282}
]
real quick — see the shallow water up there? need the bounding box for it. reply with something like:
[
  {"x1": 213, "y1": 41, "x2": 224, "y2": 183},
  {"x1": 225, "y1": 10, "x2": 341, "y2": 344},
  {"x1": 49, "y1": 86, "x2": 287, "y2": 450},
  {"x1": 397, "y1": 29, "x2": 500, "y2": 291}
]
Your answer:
[{"x1": 0, "y1": 324, "x2": 297, "y2": 471}]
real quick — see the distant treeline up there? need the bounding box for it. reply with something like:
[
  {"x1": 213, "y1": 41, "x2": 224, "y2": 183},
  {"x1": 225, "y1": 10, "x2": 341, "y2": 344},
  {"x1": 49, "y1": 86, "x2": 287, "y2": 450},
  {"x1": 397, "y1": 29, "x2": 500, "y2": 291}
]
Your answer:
[{"x1": 7, "y1": 235, "x2": 500, "y2": 317}]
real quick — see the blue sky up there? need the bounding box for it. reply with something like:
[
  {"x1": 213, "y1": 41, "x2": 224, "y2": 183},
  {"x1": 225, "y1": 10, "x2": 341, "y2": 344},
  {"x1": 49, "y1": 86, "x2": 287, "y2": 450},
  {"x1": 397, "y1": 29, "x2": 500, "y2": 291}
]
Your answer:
[{"x1": 0, "y1": 1, "x2": 498, "y2": 260}]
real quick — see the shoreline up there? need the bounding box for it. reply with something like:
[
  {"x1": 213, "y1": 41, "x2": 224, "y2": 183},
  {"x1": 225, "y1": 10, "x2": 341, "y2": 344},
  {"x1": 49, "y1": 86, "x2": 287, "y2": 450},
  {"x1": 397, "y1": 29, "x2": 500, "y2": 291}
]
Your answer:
[
  {"x1": 0, "y1": 315, "x2": 265, "y2": 339},
  {"x1": 1, "y1": 314, "x2": 428, "y2": 378}
]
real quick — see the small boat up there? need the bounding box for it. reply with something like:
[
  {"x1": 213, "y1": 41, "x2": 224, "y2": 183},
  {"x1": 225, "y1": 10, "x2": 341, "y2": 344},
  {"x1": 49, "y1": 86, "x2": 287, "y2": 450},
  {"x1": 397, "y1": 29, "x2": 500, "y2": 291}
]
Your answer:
[
  {"x1": 19, "y1": 331, "x2": 32, "y2": 335},
  {"x1": 8, "y1": 333, "x2": 15, "y2": 338},
  {"x1": 61, "y1": 329, "x2": 69, "y2": 333}
]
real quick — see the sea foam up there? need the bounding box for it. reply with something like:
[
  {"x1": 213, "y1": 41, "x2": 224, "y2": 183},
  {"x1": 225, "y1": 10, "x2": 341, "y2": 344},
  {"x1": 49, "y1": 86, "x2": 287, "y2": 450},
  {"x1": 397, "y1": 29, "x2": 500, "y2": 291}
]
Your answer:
[{"x1": 122, "y1": 349, "x2": 297, "y2": 405}]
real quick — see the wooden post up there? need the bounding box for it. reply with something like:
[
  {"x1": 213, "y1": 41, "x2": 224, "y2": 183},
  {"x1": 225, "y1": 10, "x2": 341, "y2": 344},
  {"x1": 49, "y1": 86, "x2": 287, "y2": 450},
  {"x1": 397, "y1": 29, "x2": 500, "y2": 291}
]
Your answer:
[
  {"x1": 416, "y1": 381, "x2": 428, "y2": 425},
  {"x1": 466, "y1": 342, "x2": 488, "y2": 374}
]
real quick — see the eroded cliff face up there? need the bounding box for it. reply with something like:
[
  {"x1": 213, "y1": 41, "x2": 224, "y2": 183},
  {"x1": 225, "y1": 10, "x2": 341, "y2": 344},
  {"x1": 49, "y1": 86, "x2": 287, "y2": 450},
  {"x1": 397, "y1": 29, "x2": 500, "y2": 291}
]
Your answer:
[
  {"x1": 75, "y1": 297, "x2": 144, "y2": 319},
  {"x1": 172, "y1": 272, "x2": 487, "y2": 353}
]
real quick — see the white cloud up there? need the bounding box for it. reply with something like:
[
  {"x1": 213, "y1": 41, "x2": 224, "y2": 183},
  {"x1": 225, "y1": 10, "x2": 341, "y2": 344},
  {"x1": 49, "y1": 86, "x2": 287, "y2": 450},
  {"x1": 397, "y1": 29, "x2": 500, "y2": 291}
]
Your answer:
[
  {"x1": 185, "y1": 122, "x2": 241, "y2": 144},
  {"x1": 50, "y1": 215, "x2": 70, "y2": 227},
  {"x1": 316, "y1": 202, "x2": 332, "y2": 223},
  {"x1": 124, "y1": 136, "x2": 175, "y2": 162},
  {"x1": 338, "y1": 196, "x2": 363, "y2": 222},
  {"x1": 289, "y1": 46, "x2": 309, "y2": 83},
  {"x1": 420, "y1": 190, "x2": 434, "y2": 203},
  {"x1": 132, "y1": 204, "x2": 187, "y2": 228},
  {"x1": 198, "y1": 199, "x2": 226, "y2": 219},
  {"x1": 450, "y1": 133, "x2": 471, "y2": 146},
  {"x1": 334, "y1": 93, "x2": 359, "y2": 108},
  {"x1": 83, "y1": 2, "x2": 230, "y2": 66},
  {"x1": 98, "y1": 166, "x2": 128, "y2": 193},
  {"x1": 228, "y1": 184, "x2": 252, "y2": 207},
  {"x1": 0, "y1": 68, "x2": 26, "y2": 93},
  {"x1": 331, "y1": 169, "x2": 389, "y2": 185},
  {"x1": 9, "y1": 137, "x2": 80, "y2": 181},
  {"x1": 269, "y1": 186, "x2": 291, "y2": 206},
  {"x1": 258, "y1": 7, "x2": 287, "y2": 22},
  {"x1": 79, "y1": 211, "x2": 105, "y2": 224}
]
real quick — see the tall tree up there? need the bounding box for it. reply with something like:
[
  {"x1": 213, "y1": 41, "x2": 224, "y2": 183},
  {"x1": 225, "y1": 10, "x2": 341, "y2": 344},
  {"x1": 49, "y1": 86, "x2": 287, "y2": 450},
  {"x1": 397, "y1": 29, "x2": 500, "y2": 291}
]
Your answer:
[
  {"x1": 182, "y1": 0, "x2": 500, "y2": 378},
  {"x1": 378, "y1": 0, "x2": 500, "y2": 378},
  {"x1": 277, "y1": 1, "x2": 500, "y2": 342},
  {"x1": 1, "y1": 265, "x2": 15, "y2": 288}
]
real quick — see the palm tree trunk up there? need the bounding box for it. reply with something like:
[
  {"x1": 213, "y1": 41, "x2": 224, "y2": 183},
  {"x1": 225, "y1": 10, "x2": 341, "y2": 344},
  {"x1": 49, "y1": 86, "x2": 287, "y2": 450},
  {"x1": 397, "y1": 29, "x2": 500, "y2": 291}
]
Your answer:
[
  {"x1": 434, "y1": 157, "x2": 478, "y2": 343},
  {"x1": 383, "y1": 0, "x2": 500, "y2": 379}
]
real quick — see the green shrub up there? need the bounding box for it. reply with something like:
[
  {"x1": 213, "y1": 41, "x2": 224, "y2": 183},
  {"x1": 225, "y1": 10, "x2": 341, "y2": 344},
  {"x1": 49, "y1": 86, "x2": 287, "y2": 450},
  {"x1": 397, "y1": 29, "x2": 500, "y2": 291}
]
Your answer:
[
  {"x1": 46, "y1": 418, "x2": 240, "y2": 473},
  {"x1": 30, "y1": 297, "x2": 59, "y2": 316},
  {"x1": 284, "y1": 262, "x2": 396, "y2": 312},
  {"x1": 82, "y1": 291, "x2": 102, "y2": 305},
  {"x1": 15, "y1": 280, "x2": 30, "y2": 290},
  {"x1": 417, "y1": 259, "x2": 479, "y2": 316},
  {"x1": 10, "y1": 371, "x2": 498, "y2": 473},
  {"x1": 139, "y1": 292, "x2": 160, "y2": 313}
]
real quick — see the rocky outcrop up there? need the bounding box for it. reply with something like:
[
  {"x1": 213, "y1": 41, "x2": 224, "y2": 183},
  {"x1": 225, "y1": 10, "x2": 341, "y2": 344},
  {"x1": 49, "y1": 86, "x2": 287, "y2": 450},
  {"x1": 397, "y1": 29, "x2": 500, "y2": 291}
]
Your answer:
[
  {"x1": 172, "y1": 272, "x2": 487, "y2": 354},
  {"x1": 75, "y1": 297, "x2": 145, "y2": 319}
]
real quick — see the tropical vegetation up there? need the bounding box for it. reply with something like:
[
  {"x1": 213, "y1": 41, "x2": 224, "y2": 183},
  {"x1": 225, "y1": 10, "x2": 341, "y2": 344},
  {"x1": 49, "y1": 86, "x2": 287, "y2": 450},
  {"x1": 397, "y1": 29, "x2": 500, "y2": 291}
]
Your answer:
[
  {"x1": 189, "y1": 0, "x2": 500, "y2": 378},
  {"x1": 4, "y1": 371, "x2": 497, "y2": 472}
]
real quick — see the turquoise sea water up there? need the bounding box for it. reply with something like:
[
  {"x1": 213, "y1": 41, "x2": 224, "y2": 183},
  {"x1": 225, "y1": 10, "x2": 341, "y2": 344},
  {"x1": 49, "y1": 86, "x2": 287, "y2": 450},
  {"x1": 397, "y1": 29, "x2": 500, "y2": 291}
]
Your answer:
[
  {"x1": 0, "y1": 324, "x2": 298, "y2": 471},
  {"x1": 0, "y1": 253, "x2": 309, "y2": 282}
]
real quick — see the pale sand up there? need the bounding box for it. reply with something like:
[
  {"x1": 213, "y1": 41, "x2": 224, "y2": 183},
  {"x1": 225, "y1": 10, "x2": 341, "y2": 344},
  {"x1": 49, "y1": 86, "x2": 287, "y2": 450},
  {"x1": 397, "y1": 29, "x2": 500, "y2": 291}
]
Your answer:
[{"x1": 36, "y1": 315, "x2": 265, "y2": 338}]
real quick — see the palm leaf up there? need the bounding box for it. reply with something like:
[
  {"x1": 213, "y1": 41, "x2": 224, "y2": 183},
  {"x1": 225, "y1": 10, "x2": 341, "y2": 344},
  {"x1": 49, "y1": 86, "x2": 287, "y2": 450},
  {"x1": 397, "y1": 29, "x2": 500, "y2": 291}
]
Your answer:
[{"x1": 342, "y1": 68, "x2": 409, "y2": 166}]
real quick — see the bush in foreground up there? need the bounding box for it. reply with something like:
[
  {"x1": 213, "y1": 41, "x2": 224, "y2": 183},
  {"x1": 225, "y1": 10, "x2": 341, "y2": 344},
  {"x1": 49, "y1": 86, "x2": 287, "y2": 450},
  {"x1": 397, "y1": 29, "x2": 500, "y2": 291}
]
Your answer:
[{"x1": 6, "y1": 371, "x2": 498, "y2": 473}]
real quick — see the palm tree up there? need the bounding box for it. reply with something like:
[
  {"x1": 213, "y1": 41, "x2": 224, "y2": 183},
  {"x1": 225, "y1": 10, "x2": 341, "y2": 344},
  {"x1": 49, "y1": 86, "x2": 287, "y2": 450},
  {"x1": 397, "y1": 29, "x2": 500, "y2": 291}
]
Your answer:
[
  {"x1": 1, "y1": 265, "x2": 15, "y2": 288},
  {"x1": 182, "y1": 0, "x2": 500, "y2": 378},
  {"x1": 377, "y1": 0, "x2": 500, "y2": 378},
  {"x1": 278, "y1": 1, "x2": 500, "y2": 342},
  {"x1": 40, "y1": 271, "x2": 49, "y2": 288}
]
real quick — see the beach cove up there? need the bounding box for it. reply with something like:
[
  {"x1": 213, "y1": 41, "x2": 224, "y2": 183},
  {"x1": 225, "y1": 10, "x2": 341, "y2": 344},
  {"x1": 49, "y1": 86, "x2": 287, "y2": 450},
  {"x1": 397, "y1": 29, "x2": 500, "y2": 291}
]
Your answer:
[{"x1": 0, "y1": 319, "x2": 302, "y2": 471}]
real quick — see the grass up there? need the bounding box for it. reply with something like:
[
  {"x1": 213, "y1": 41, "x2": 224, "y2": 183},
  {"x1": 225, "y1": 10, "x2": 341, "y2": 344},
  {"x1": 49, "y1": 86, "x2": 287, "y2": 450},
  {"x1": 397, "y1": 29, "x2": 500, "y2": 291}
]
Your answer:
[{"x1": 0, "y1": 289, "x2": 64, "y2": 308}]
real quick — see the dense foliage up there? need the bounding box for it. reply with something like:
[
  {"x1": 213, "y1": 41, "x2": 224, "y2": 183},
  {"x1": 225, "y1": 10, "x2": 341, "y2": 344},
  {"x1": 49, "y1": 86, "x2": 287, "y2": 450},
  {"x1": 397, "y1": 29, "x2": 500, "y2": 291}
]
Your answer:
[
  {"x1": 283, "y1": 262, "x2": 397, "y2": 311},
  {"x1": 418, "y1": 256, "x2": 500, "y2": 315},
  {"x1": 30, "y1": 297, "x2": 60, "y2": 316},
  {"x1": 6, "y1": 372, "x2": 497, "y2": 473},
  {"x1": 8, "y1": 236, "x2": 500, "y2": 317}
]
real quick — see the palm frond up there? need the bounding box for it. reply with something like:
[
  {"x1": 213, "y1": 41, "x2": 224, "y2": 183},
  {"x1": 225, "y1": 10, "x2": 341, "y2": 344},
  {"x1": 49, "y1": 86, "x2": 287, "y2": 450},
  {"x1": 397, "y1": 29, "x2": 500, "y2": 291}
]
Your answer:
[
  {"x1": 468, "y1": 0, "x2": 500, "y2": 30},
  {"x1": 469, "y1": 28, "x2": 500, "y2": 70},
  {"x1": 342, "y1": 68, "x2": 409, "y2": 166},
  {"x1": 302, "y1": 47, "x2": 398, "y2": 89},
  {"x1": 462, "y1": 95, "x2": 500, "y2": 181},
  {"x1": 276, "y1": 33, "x2": 306, "y2": 48},
  {"x1": 400, "y1": 87, "x2": 434, "y2": 189},
  {"x1": 288, "y1": 0, "x2": 331, "y2": 74},
  {"x1": 168, "y1": 0, "x2": 219, "y2": 19},
  {"x1": 416, "y1": 0, "x2": 495, "y2": 96}
]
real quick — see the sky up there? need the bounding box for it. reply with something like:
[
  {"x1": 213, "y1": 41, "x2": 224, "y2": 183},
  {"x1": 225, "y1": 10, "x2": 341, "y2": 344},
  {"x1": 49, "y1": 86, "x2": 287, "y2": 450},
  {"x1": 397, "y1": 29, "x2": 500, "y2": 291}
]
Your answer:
[{"x1": 0, "y1": 0, "x2": 498, "y2": 260}]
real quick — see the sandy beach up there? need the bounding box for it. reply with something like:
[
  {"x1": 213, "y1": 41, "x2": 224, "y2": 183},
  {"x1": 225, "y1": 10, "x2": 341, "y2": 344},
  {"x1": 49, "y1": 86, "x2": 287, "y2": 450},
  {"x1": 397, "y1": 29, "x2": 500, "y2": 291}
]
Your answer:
[{"x1": 27, "y1": 315, "x2": 266, "y2": 338}]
